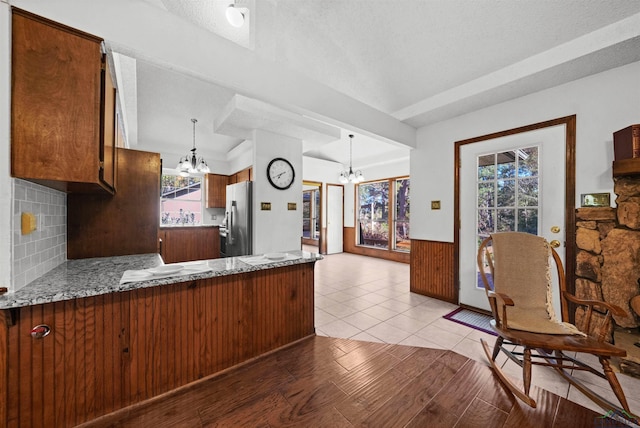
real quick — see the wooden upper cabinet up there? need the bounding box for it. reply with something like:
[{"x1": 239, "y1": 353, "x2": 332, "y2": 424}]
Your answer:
[
  {"x1": 228, "y1": 167, "x2": 253, "y2": 185},
  {"x1": 101, "y1": 60, "x2": 117, "y2": 189},
  {"x1": 11, "y1": 9, "x2": 116, "y2": 193},
  {"x1": 236, "y1": 167, "x2": 252, "y2": 183},
  {"x1": 67, "y1": 148, "x2": 160, "y2": 259},
  {"x1": 206, "y1": 173, "x2": 227, "y2": 208}
]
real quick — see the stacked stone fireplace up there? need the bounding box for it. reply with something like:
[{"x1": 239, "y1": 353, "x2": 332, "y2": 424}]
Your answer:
[{"x1": 575, "y1": 177, "x2": 640, "y2": 342}]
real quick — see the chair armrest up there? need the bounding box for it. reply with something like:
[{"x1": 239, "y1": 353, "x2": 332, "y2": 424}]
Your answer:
[
  {"x1": 488, "y1": 291, "x2": 514, "y2": 306},
  {"x1": 563, "y1": 292, "x2": 627, "y2": 317},
  {"x1": 487, "y1": 291, "x2": 515, "y2": 330}
]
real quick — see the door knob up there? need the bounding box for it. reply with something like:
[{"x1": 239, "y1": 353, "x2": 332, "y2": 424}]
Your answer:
[
  {"x1": 550, "y1": 226, "x2": 560, "y2": 233},
  {"x1": 549, "y1": 240, "x2": 561, "y2": 248}
]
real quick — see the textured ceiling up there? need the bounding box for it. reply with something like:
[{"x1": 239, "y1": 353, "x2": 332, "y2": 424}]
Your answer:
[
  {"x1": 261, "y1": 0, "x2": 640, "y2": 115},
  {"x1": 127, "y1": 0, "x2": 640, "y2": 168}
]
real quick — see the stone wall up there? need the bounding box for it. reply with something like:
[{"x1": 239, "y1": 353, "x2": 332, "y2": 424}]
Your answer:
[{"x1": 575, "y1": 177, "x2": 640, "y2": 329}]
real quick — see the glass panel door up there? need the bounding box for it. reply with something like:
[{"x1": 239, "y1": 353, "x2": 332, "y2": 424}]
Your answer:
[{"x1": 459, "y1": 124, "x2": 566, "y2": 312}]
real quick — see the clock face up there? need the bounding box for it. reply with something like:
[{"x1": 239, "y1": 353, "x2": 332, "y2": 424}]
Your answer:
[{"x1": 267, "y1": 158, "x2": 295, "y2": 190}]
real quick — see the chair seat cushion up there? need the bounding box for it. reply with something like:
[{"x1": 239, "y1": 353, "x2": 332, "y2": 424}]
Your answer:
[{"x1": 491, "y1": 320, "x2": 626, "y2": 357}]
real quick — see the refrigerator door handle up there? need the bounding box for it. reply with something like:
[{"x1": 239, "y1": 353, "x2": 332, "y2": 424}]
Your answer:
[{"x1": 228, "y1": 205, "x2": 234, "y2": 245}]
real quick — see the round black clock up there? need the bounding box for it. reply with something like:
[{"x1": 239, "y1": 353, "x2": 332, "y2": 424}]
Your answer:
[{"x1": 266, "y1": 157, "x2": 295, "y2": 190}]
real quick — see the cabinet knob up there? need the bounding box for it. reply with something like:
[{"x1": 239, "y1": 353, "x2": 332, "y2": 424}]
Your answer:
[{"x1": 30, "y1": 324, "x2": 51, "y2": 339}]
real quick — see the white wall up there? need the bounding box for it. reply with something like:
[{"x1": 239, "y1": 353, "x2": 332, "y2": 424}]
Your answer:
[
  {"x1": 411, "y1": 61, "x2": 640, "y2": 243},
  {"x1": 0, "y1": 1, "x2": 11, "y2": 290},
  {"x1": 302, "y1": 156, "x2": 344, "y2": 230},
  {"x1": 252, "y1": 129, "x2": 303, "y2": 254}
]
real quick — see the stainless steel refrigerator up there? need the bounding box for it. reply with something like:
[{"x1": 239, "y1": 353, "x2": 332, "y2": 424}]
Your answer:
[{"x1": 220, "y1": 181, "x2": 252, "y2": 257}]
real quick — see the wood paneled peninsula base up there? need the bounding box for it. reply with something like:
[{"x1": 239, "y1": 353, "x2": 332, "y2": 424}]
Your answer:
[{"x1": 0, "y1": 251, "x2": 319, "y2": 427}]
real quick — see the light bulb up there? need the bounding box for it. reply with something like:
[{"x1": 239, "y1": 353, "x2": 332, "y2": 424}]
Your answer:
[
  {"x1": 198, "y1": 159, "x2": 210, "y2": 173},
  {"x1": 226, "y1": 5, "x2": 245, "y2": 27},
  {"x1": 176, "y1": 157, "x2": 185, "y2": 170},
  {"x1": 181, "y1": 156, "x2": 192, "y2": 171}
]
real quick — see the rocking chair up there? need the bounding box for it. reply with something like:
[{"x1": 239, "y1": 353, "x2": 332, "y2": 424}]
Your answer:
[{"x1": 477, "y1": 232, "x2": 636, "y2": 419}]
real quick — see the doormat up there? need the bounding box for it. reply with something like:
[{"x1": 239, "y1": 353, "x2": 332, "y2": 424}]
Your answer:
[{"x1": 443, "y1": 308, "x2": 496, "y2": 336}]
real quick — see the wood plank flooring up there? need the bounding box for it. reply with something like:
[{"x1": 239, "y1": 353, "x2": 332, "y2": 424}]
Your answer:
[{"x1": 81, "y1": 335, "x2": 603, "y2": 427}]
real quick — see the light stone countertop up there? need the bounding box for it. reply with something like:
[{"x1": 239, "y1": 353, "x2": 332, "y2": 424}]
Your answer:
[{"x1": 0, "y1": 251, "x2": 322, "y2": 310}]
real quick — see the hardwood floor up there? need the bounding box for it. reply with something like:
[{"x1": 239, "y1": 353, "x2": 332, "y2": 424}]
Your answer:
[{"x1": 81, "y1": 335, "x2": 603, "y2": 427}]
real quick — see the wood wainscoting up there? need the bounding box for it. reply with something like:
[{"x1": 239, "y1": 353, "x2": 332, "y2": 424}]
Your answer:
[
  {"x1": 410, "y1": 239, "x2": 456, "y2": 303},
  {"x1": 0, "y1": 263, "x2": 315, "y2": 427},
  {"x1": 343, "y1": 227, "x2": 410, "y2": 264}
]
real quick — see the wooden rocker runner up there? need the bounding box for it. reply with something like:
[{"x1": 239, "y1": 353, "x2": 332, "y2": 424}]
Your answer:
[{"x1": 477, "y1": 232, "x2": 638, "y2": 423}]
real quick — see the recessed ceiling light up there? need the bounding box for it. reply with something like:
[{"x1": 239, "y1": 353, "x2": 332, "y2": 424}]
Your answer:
[{"x1": 226, "y1": 4, "x2": 245, "y2": 28}]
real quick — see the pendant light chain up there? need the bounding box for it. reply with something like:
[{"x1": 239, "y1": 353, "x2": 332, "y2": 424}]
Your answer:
[
  {"x1": 339, "y1": 134, "x2": 364, "y2": 183},
  {"x1": 192, "y1": 118, "x2": 197, "y2": 150},
  {"x1": 349, "y1": 134, "x2": 353, "y2": 170}
]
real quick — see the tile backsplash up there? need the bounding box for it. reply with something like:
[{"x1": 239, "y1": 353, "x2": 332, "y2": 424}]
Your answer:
[{"x1": 12, "y1": 179, "x2": 66, "y2": 290}]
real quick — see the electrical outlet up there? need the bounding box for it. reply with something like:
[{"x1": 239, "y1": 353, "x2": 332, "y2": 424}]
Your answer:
[{"x1": 212, "y1": 215, "x2": 217, "y2": 220}]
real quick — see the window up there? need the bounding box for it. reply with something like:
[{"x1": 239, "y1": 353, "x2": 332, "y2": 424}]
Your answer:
[
  {"x1": 477, "y1": 147, "x2": 539, "y2": 237},
  {"x1": 302, "y1": 189, "x2": 320, "y2": 240},
  {"x1": 358, "y1": 181, "x2": 389, "y2": 248},
  {"x1": 160, "y1": 174, "x2": 203, "y2": 226},
  {"x1": 357, "y1": 177, "x2": 410, "y2": 252},
  {"x1": 395, "y1": 178, "x2": 410, "y2": 251},
  {"x1": 476, "y1": 147, "x2": 538, "y2": 289}
]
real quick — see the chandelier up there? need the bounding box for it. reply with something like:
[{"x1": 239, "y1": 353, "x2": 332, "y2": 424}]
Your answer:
[
  {"x1": 177, "y1": 118, "x2": 210, "y2": 176},
  {"x1": 339, "y1": 134, "x2": 364, "y2": 183}
]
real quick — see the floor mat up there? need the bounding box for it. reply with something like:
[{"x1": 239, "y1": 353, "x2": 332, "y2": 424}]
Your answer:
[{"x1": 443, "y1": 307, "x2": 496, "y2": 336}]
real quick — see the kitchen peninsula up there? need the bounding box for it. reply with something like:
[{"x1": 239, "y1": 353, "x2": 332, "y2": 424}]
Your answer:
[{"x1": 0, "y1": 251, "x2": 320, "y2": 427}]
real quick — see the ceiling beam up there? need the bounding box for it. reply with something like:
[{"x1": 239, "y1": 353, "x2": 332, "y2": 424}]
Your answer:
[{"x1": 393, "y1": 12, "x2": 640, "y2": 124}]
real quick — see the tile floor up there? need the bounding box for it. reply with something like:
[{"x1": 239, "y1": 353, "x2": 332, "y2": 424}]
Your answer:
[{"x1": 307, "y1": 246, "x2": 640, "y2": 416}]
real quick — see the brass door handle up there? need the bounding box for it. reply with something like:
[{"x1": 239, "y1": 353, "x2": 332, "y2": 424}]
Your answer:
[{"x1": 549, "y1": 240, "x2": 561, "y2": 248}]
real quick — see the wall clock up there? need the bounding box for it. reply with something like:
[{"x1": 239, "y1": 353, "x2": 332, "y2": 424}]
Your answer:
[{"x1": 266, "y1": 157, "x2": 295, "y2": 190}]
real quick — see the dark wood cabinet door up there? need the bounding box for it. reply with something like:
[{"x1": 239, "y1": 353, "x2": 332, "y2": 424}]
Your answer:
[
  {"x1": 206, "y1": 174, "x2": 227, "y2": 208},
  {"x1": 67, "y1": 148, "x2": 161, "y2": 259},
  {"x1": 101, "y1": 59, "x2": 116, "y2": 190},
  {"x1": 11, "y1": 9, "x2": 112, "y2": 193},
  {"x1": 236, "y1": 168, "x2": 251, "y2": 183}
]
